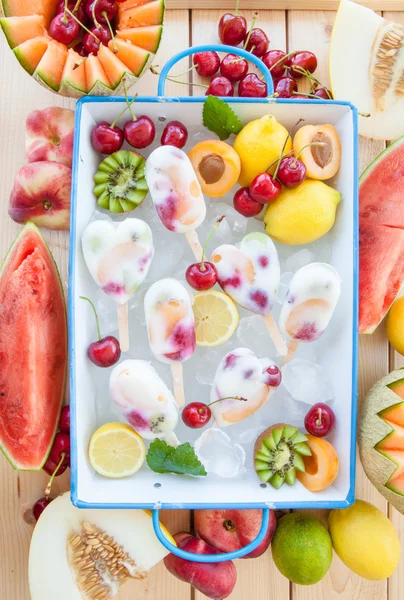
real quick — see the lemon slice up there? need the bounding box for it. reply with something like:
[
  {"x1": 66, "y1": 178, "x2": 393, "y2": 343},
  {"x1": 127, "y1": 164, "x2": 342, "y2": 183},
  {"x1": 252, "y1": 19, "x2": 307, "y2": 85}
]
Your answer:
[
  {"x1": 193, "y1": 290, "x2": 239, "y2": 347},
  {"x1": 89, "y1": 422, "x2": 146, "y2": 478}
]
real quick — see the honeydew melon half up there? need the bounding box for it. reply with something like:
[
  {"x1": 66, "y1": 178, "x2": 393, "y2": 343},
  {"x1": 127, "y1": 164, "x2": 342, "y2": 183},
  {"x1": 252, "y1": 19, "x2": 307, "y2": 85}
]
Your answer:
[
  {"x1": 330, "y1": 0, "x2": 404, "y2": 140},
  {"x1": 29, "y1": 492, "x2": 174, "y2": 600}
]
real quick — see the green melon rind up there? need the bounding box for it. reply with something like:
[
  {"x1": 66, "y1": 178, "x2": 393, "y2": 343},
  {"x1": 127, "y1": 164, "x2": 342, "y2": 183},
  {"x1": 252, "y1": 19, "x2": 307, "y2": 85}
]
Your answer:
[
  {"x1": 0, "y1": 223, "x2": 67, "y2": 470},
  {"x1": 0, "y1": 15, "x2": 45, "y2": 49}
]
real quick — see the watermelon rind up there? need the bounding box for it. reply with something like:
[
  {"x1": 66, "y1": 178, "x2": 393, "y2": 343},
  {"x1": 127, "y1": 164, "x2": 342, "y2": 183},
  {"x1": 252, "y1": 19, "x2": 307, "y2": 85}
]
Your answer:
[{"x1": 360, "y1": 133, "x2": 404, "y2": 183}]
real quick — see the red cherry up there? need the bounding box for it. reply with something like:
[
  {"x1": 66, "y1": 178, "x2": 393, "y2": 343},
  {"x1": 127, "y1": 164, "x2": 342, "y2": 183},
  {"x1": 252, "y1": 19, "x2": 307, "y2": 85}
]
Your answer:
[
  {"x1": 161, "y1": 121, "x2": 188, "y2": 149},
  {"x1": 74, "y1": 42, "x2": 88, "y2": 57},
  {"x1": 182, "y1": 402, "x2": 212, "y2": 428},
  {"x1": 249, "y1": 173, "x2": 281, "y2": 204},
  {"x1": 274, "y1": 76, "x2": 298, "y2": 97},
  {"x1": 186, "y1": 262, "x2": 218, "y2": 291},
  {"x1": 124, "y1": 116, "x2": 156, "y2": 149},
  {"x1": 262, "y1": 50, "x2": 287, "y2": 80},
  {"x1": 43, "y1": 457, "x2": 68, "y2": 477},
  {"x1": 86, "y1": 0, "x2": 117, "y2": 24},
  {"x1": 286, "y1": 51, "x2": 318, "y2": 78},
  {"x1": 233, "y1": 188, "x2": 263, "y2": 217},
  {"x1": 304, "y1": 403, "x2": 336, "y2": 437},
  {"x1": 91, "y1": 121, "x2": 124, "y2": 154},
  {"x1": 193, "y1": 51, "x2": 220, "y2": 77},
  {"x1": 56, "y1": 0, "x2": 88, "y2": 24},
  {"x1": 49, "y1": 13, "x2": 79, "y2": 45},
  {"x1": 88, "y1": 336, "x2": 121, "y2": 367},
  {"x1": 59, "y1": 405, "x2": 70, "y2": 433},
  {"x1": 32, "y1": 497, "x2": 53, "y2": 522},
  {"x1": 263, "y1": 364, "x2": 282, "y2": 387},
  {"x1": 244, "y1": 28, "x2": 269, "y2": 57},
  {"x1": 314, "y1": 87, "x2": 333, "y2": 100},
  {"x1": 220, "y1": 53, "x2": 248, "y2": 82},
  {"x1": 83, "y1": 24, "x2": 111, "y2": 55},
  {"x1": 277, "y1": 156, "x2": 306, "y2": 188},
  {"x1": 206, "y1": 75, "x2": 234, "y2": 97},
  {"x1": 49, "y1": 432, "x2": 70, "y2": 466},
  {"x1": 218, "y1": 13, "x2": 247, "y2": 46},
  {"x1": 238, "y1": 73, "x2": 267, "y2": 98}
]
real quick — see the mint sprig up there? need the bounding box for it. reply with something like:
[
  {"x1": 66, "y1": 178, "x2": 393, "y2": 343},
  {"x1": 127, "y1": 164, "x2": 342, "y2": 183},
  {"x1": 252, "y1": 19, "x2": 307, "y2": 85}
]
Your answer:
[
  {"x1": 146, "y1": 439, "x2": 207, "y2": 477},
  {"x1": 202, "y1": 95, "x2": 243, "y2": 141}
]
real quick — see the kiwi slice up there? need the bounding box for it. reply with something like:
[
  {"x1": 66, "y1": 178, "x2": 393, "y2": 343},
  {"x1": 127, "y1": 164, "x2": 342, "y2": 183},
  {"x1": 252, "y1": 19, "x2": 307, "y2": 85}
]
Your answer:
[
  {"x1": 93, "y1": 150, "x2": 149, "y2": 213},
  {"x1": 254, "y1": 424, "x2": 311, "y2": 489}
]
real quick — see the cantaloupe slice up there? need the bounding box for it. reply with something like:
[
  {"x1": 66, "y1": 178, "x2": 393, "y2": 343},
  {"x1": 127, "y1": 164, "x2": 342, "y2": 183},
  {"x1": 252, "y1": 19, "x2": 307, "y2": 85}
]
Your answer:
[
  {"x1": 118, "y1": 0, "x2": 165, "y2": 29},
  {"x1": 98, "y1": 44, "x2": 138, "y2": 89},
  {"x1": 118, "y1": 0, "x2": 153, "y2": 16},
  {"x1": 108, "y1": 38, "x2": 150, "y2": 77},
  {"x1": 387, "y1": 466, "x2": 404, "y2": 494},
  {"x1": 59, "y1": 48, "x2": 87, "y2": 98},
  {"x1": 0, "y1": 0, "x2": 55, "y2": 24},
  {"x1": 34, "y1": 40, "x2": 67, "y2": 92},
  {"x1": 85, "y1": 53, "x2": 112, "y2": 95},
  {"x1": 117, "y1": 25, "x2": 163, "y2": 52},
  {"x1": 0, "y1": 15, "x2": 46, "y2": 49},
  {"x1": 13, "y1": 35, "x2": 49, "y2": 75}
]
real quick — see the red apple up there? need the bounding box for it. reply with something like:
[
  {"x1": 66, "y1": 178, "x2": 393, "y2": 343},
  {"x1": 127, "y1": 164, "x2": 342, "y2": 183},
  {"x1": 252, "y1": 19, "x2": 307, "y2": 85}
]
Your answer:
[
  {"x1": 9, "y1": 161, "x2": 71, "y2": 230},
  {"x1": 26, "y1": 107, "x2": 75, "y2": 168},
  {"x1": 164, "y1": 532, "x2": 237, "y2": 600},
  {"x1": 194, "y1": 509, "x2": 276, "y2": 559}
]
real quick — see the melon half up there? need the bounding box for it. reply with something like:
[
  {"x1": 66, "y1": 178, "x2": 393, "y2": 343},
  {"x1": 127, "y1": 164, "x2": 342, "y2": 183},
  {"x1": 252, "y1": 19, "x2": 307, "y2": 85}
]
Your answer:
[{"x1": 330, "y1": 0, "x2": 404, "y2": 140}]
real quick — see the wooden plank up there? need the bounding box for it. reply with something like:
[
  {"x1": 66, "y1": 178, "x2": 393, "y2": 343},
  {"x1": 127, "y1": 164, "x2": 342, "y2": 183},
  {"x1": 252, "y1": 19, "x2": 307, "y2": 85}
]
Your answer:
[{"x1": 168, "y1": 1, "x2": 404, "y2": 11}]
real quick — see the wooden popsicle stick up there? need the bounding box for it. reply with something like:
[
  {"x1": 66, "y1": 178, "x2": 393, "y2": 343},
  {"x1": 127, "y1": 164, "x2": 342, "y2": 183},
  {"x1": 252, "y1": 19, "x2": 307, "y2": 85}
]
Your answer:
[
  {"x1": 171, "y1": 362, "x2": 185, "y2": 407},
  {"x1": 281, "y1": 339, "x2": 300, "y2": 366},
  {"x1": 185, "y1": 230, "x2": 203, "y2": 261},
  {"x1": 117, "y1": 302, "x2": 129, "y2": 352},
  {"x1": 262, "y1": 313, "x2": 288, "y2": 357}
]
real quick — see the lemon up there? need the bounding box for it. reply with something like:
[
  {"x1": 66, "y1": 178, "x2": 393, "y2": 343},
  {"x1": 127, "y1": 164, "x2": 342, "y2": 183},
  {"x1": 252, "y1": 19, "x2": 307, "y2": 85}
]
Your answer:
[
  {"x1": 233, "y1": 115, "x2": 292, "y2": 187},
  {"x1": 264, "y1": 179, "x2": 341, "y2": 245},
  {"x1": 89, "y1": 422, "x2": 146, "y2": 478},
  {"x1": 193, "y1": 290, "x2": 238, "y2": 347},
  {"x1": 329, "y1": 500, "x2": 400, "y2": 580},
  {"x1": 386, "y1": 297, "x2": 404, "y2": 355}
]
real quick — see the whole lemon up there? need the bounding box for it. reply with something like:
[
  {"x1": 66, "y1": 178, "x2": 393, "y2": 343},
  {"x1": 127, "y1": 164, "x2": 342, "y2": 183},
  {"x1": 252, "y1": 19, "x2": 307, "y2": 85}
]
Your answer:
[
  {"x1": 386, "y1": 297, "x2": 404, "y2": 355},
  {"x1": 264, "y1": 179, "x2": 341, "y2": 245},
  {"x1": 329, "y1": 500, "x2": 400, "y2": 580},
  {"x1": 234, "y1": 115, "x2": 292, "y2": 187}
]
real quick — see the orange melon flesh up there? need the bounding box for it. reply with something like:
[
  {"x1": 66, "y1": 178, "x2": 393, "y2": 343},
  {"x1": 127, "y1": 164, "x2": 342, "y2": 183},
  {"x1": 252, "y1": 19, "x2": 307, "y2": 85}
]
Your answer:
[
  {"x1": 116, "y1": 25, "x2": 163, "y2": 52},
  {"x1": 109, "y1": 38, "x2": 150, "y2": 77},
  {"x1": 1, "y1": 0, "x2": 56, "y2": 24},
  {"x1": 0, "y1": 15, "x2": 46, "y2": 49},
  {"x1": 118, "y1": 0, "x2": 165, "y2": 29},
  {"x1": 118, "y1": 0, "x2": 153, "y2": 15},
  {"x1": 13, "y1": 35, "x2": 49, "y2": 75},
  {"x1": 61, "y1": 48, "x2": 87, "y2": 93},
  {"x1": 97, "y1": 44, "x2": 132, "y2": 88},
  {"x1": 388, "y1": 379, "x2": 404, "y2": 401},
  {"x1": 85, "y1": 54, "x2": 111, "y2": 91},
  {"x1": 34, "y1": 40, "x2": 68, "y2": 91},
  {"x1": 387, "y1": 466, "x2": 404, "y2": 494}
]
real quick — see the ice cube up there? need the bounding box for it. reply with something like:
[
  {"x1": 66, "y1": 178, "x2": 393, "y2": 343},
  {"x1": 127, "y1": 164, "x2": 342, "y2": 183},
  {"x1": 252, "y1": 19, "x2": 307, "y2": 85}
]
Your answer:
[
  {"x1": 311, "y1": 237, "x2": 332, "y2": 263},
  {"x1": 285, "y1": 249, "x2": 315, "y2": 272},
  {"x1": 267, "y1": 390, "x2": 308, "y2": 427},
  {"x1": 277, "y1": 272, "x2": 293, "y2": 304},
  {"x1": 281, "y1": 358, "x2": 334, "y2": 405},
  {"x1": 196, "y1": 349, "x2": 221, "y2": 386},
  {"x1": 194, "y1": 428, "x2": 246, "y2": 478},
  {"x1": 237, "y1": 314, "x2": 277, "y2": 357},
  {"x1": 211, "y1": 202, "x2": 247, "y2": 235},
  {"x1": 145, "y1": 238, "x2": 184, "y2": 282}
]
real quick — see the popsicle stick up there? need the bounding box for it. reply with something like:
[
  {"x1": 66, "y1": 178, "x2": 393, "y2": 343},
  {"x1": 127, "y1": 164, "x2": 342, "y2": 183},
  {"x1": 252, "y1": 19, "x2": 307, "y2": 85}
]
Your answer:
[
  {"x1": 117, "y1": 302, "x2": 129, "y2": 352},
  {"x1": 185, "y1": 230, "x2": 203, "y2": 261},
  {"x1": 282, "y1": 339, "x2": 300, "y2": 366},
  {"x1": 262, "y1": 313, "x2": 288, "y2": 357},
  {"x1": 171, "y1": 362, "x2": 185, "y2": 407},
  {"x1": 164, "y1": 431, "x2": 180, "y2": 447}
]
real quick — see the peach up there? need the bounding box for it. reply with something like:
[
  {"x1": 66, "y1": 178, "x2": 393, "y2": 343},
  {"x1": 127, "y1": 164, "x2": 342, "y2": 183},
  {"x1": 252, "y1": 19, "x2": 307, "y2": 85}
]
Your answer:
[
  {"x1": 9, "y1": 161, "x2": 71, "y2": 230},
  {"x1": 26, "y1": 107, "x2": 75, "y2": 168},
  {"x1": 188, "y1": 140, "x2": 241, "y2": 198},
  {"x1": 164, "y1": 532, "x2": 237, "y2": 600},
  {"x1": 293, "y1": 124, "x2": 341, "y2": 180},
  {"x1": 297, "y1": 434, "x2": 339, "y2": 492},
  {"x1": 194, "y1": 509, "x2": 276, "y2": 559}
]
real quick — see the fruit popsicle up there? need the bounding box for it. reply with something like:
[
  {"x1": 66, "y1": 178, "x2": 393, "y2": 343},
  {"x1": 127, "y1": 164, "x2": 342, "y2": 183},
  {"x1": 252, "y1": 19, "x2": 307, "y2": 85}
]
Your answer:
[
  {"x1": 110, "y1": 359, "x2": 179, "y2": 444},
  {"x1": 82, "y1": 218, "x2": 154, "y2": 352},
  {"x1": 279, "y1": 262, "x2": 341, "y2": 362},
  {"x1": 210, "y1": 348, "x2": 281, "y2": 427},
  {"x1": 144, "y1": 278, "x2": 196, "y2": 407},
  {"x1": 211, "y1": 232, "x2": 287, "y2": 356},
  {"x1": 145, "y1": 145, "x2": 206, "y2": 260}
]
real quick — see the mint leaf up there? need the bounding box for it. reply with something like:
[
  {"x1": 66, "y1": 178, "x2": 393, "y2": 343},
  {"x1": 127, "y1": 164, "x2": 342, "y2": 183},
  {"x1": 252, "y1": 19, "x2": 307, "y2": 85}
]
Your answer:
[
  {"x1": 202, "y1": 95, "x2": 243, "y2": 141},
  {"x1": 146, "y1": 439, "x2": 207, "y2": 477}
]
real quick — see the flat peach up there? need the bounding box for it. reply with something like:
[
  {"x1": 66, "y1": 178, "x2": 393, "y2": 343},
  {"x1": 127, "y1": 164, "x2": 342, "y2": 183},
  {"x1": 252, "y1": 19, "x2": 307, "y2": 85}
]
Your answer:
[
  {"x1": 297, "y1": 434, "x2": 339, "y2": 492},
  {"x1": 188, "y1": 140, "x2": 241, "y2": 198},
  {"x1": 293, "y1": 124, "x2": 341, "y2": 180}
]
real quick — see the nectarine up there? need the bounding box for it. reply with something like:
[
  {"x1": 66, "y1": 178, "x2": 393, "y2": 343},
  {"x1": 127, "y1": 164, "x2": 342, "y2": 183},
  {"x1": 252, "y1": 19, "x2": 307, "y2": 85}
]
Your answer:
[{"x1": 26, "y1": 107, "x2": 75, "y2": 168}]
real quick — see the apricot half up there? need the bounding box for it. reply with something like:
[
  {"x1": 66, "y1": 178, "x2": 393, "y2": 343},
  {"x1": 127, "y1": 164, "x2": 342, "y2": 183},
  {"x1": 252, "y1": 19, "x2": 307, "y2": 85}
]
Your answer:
[
  {"x1": 297, "y1": 434, "x2": 339, "y2": 492},
  {"x1": 293, "y1": 124, "x2": 341, "y2": 180},
  {"x1": 189, "y1": 140, "x2": 241, "y2": 198}
]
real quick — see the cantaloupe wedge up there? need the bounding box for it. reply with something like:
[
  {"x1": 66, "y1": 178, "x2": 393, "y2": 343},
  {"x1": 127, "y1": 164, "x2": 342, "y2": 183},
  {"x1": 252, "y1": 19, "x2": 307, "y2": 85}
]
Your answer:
[
  {"x1": 117, "y1": 25, "x2": 163, "y2": 52},
  {"x1": 13, "y1": 35, "x2": 48, "y2": 75},
  {"x1": 118, "y1": 0, "x2": 153, "y2": 16},
  {"x1": 33, "y1": 40, "x2": 67, "y2": 92},
  {"x1": 85, "y1": 53, "x2": 112, "y2": 95},
  {"x1": 98, "y1": 44, "x2": 138, "y2": 89},
  {"x1": 108, "y1": 38, "x2": 150, "y2": 78},
  {"x1": 59, "y1": 48, "x2": 87, "y2": 98},
  {"x1": 0, "y1": 15, "x2": 46, "y2": 49},
  {"x1": 0, "y1": 0, "x2": 55, "y2": 25},
  {"x1": 118, "y1": 0, "x2": 165, "y2": 29}
]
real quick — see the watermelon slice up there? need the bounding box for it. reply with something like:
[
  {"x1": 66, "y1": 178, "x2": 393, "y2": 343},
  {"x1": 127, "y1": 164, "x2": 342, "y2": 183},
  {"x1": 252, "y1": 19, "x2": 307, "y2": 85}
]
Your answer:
[
  {"x1": 117, "y1": 25, "x2": 163, "y2": 52},
  {"x1": 359, "y1": 135, "x2": 404, "y2": 334},
  {"x1": 109, "y1": 38, "x2": 150, "y2": 77},
  {"x1": 0, "y1": 223, "x2": 67, "y2": 470},
  {"x1": 33, "y1": 40, "x2": 68, "y2": 92},
  {"x1": 118, "y1": 0, "x2": 165, "y2": 29},
  {"x1": 59, "y1": 48, "x2": 87, "y2": 98},
  {"x1": 13, "y1": 35, "x2": 49, "y2": 75},
  {"x1": 85, "y1": 53, "x2": 112, "y2": 95},
  {"x1": 0, "y1": 15, "x2": 45, "y2": 49},
  {"x1": 0, "y1": 0, "x2": 55, "y2": 24}
]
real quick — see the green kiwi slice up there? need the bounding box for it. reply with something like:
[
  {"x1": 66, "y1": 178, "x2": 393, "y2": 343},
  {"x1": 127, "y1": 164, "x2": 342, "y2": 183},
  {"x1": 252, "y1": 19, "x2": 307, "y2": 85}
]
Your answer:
[
  {"x1": 93, "y1": 150, "x2": 149, "y2": 213},
  {"x1": 254, "y1": 424, "x2": 311, "y2": 489}
]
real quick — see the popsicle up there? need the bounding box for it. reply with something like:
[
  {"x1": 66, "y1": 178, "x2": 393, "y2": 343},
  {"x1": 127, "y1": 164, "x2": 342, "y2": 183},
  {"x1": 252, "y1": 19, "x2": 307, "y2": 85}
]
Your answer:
[
  {"x1": 144, "y1": 278, "x2": 196, "y2": 407},
  {"x1": 110, "y1": 359, "x2": 179, "y2": 445},
  {"x1": 210, "y1": 347, "x2": 281, "y2": 427},
  {"x1": 145, "y1": 145, "x2": 206, "y2": 260},
  {"x1": 211, "y1": 232, "x2": 287, "y2": 356},
  {"x1": 279, "y1": 262, "x2": 341, "y2": 363},
  {"x1": 82, "y1": 218, "x2": 154, "y2": 352}
]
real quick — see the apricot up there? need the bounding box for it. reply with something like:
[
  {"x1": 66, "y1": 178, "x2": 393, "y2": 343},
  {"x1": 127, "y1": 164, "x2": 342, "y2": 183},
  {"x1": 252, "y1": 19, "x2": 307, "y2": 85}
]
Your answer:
[
  {"x1": 293, "y1": 124, "x2": 341, "y2": 180},
  {"x1": 297, "y1": 434, "x2": 339, "y2": 492},
  {"x1": 188, "y1": 140, "x2": 241, "y2": 198}
]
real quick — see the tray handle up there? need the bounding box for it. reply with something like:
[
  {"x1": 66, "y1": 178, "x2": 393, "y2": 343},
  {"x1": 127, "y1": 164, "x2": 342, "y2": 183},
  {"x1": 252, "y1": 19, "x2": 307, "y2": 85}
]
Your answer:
[
  {"x1": 152, "y1": 507, "x2": 271, "y2": 563},
  {"x1": 157, "y1": 44, "x2": 274, "y2": 97}
]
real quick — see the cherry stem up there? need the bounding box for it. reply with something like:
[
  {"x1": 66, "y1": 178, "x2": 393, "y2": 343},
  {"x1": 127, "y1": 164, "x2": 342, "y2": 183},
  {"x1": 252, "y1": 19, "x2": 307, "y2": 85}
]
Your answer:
[
  {"x1": 62, "y1": 0, "x2": 68, "y2": 24},
  {"x1": 268, "y1": 50, "x2": 298, "y2": 74},
  {"x1": 80, "y1": 296, "x2": 102, "y2": 341},
  {"x1": 315, "y1": 407, "x2": 323, "y2": 427},
  {"x1": 45, "y1": 452, "x2": 65, "y2": 499},
  {"x1": 265, "y1": 150, "x2": 294, "y2": 173},
  {"x1": 292, "y1": 90, "x2": 322, "y2": 99},
  {"x1": 66, "y1": 8, "x2": 99, "y2": 40},
  {"x1": 208, "y1": 396, "x2": 248, "y2": 408},
  {"x1": 200, "y1": 216, "x2": 224, "y2": 271},
  {"x1": 110, "y1": 95, "x2": 137, "y2": 128},
  {"x1": 73, "y1": 0, "x2": 82, "y2": 12},
  {"x1": 235, "y1": 0, "x2": 240, "y2": 16},
  {"x1": 243, "y1": 10, "x2": 258, "y2": 50},
  {"x1": 150, "y1": 65, "x2": 209, "y2": 88},
  {"x1": 292, "y1": 141, "x2": 324, "y2": 166},
  {"x1": 170, "y1": 63, "x2": 197, "y2": 78},
  {"x1": 103, "y1": 12, "x2": 117, "y2": 53},
  {"x1": 92, "y1": 0, "x2": 102, "y2": 29},
  {"x1": 292, "y1": 65, "x2": 328, "y2": 94},
  {"x1": 123, "y1": 80, "x2": 137, "y2": 121}
]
